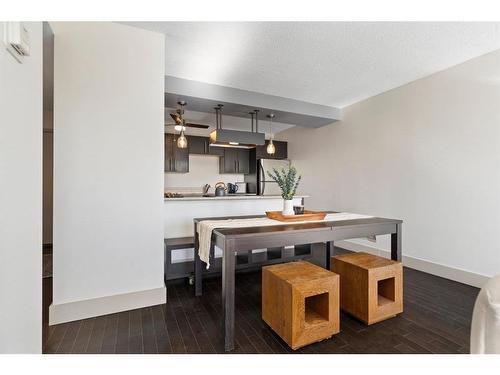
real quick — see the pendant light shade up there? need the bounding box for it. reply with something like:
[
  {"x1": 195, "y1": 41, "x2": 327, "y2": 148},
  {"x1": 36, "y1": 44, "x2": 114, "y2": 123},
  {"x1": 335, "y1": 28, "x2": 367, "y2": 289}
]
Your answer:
[
  {"x1": 177, "y1": 126, "x2": 187, "y2": 148},
  {"x1": 176, "y1": 101, "x2": 188, "y2": 148},
  {"x1": 266, "y1": 139, "x2": 276, "y2": 155},
  {"x1": 266, "y1": 113, "x2": 276, "y2": 155}
]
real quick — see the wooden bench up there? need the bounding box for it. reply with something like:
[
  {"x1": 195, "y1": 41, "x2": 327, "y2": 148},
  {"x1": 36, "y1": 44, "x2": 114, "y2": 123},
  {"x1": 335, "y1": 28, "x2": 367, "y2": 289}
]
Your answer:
[
  {"x1": 262, "y1": 261, "x2": 340, "y2": 350},
  {"x1": 164, "y1": 237, "x2": 194, "y2": 282},
  {"x1": 164, "y1": 236, "x2": 319, "y2": 282},
  {"x1": 331, "y1": 252, "x2": 403, "y2": 325}
]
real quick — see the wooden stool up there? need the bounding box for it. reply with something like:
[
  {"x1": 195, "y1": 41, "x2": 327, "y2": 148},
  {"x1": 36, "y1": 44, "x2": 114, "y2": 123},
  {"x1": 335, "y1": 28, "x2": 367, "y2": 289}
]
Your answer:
[
  {"x1": 331, "y1": 252, "x2": 403, "y2": 325},
  {"x1": 262, "y1": 261, "x2": 340, "y2": 350}
]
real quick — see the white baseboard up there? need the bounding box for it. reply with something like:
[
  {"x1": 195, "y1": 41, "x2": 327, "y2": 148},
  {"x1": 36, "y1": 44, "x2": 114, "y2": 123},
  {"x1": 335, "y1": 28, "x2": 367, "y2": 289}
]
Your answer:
[
  {"x1": 336, "y1": 240, "x2": 489, "y2": 288},
  {"x1": 49, "y1": 286, "x2": 166, "y2": 325}
]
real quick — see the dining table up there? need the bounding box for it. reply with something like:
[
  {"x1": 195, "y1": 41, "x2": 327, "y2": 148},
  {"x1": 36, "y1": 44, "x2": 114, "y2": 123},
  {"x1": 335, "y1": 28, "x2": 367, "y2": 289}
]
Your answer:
[{"x1": 193, "y1": 212, "x2": 403, "y2": 351}]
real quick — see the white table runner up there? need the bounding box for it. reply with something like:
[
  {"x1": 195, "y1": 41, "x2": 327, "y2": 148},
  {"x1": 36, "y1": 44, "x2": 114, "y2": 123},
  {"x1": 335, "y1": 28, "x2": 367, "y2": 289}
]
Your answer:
[{"x1": 197, "y1": 212, "x2": 373, "y2": 268}]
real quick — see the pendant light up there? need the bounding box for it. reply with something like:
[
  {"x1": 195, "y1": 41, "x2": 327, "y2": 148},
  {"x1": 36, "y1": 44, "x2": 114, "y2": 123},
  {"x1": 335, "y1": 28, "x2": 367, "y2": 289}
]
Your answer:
[
  {"x1": 176, "y1": 101, "x2": 188, "y2": 149},
  {"x1": 177, "y1": 124, "x2": 187, "y2": 149},
  {"x1": 266, "y1": 113, "x2": 276, "y2": 155}
]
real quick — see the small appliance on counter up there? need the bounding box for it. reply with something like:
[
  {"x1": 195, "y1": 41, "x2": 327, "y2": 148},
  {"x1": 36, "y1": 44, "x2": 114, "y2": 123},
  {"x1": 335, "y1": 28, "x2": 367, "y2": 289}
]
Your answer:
[
  {"x1": 214, "y1": 182, "x2": 227, "y2": 197},
  {"x1": 235, "y1": 182, "x2": 247, "y2": 194}
]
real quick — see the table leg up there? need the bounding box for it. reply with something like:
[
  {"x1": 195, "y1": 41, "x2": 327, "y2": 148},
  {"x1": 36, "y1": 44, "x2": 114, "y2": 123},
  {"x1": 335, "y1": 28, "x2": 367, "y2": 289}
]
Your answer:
[
  {"x1": 194, "y1": 225, "x2": 203, "y2": 297},
  {"x1": 222, "y1": 244, "x2": 236, "y2": 351},
  {"x1": 391, "y1": 223, "x2": 402, "y2": 261},
  {"x1": 325, "y1": 241, "x2": 333, "y2": 270}
]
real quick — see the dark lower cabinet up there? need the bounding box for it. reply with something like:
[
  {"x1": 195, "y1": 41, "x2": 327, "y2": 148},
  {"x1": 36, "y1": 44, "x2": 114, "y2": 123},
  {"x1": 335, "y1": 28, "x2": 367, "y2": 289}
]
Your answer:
[
  {"x1": 165, "y1": 133, "x2": 189, "y2": 173},
  {"x1": 219, "y1": 148, "x2": 250, "y2": 174},
  {"x1": 255, "y1": 140, "x2": 288, "y2": 159}
]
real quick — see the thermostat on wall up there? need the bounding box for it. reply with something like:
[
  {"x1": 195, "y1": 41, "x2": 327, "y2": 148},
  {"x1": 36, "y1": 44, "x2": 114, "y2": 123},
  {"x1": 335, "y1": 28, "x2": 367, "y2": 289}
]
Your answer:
[{"x1": 3, "y1": 22, "x2": 30, "y2": 63}]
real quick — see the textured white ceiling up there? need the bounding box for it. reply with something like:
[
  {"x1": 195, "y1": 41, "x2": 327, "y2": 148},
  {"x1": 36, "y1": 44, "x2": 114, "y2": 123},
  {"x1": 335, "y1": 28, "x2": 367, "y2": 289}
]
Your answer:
[{"x1": 122, "y1": 22, "x2": 500, "y2": 108}]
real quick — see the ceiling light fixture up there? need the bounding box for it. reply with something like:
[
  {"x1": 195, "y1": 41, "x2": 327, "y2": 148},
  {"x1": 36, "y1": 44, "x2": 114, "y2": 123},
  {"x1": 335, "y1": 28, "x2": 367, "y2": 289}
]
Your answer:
[
  {"x1": 266, "y1": 113, "x2": 276, "y2": 155},
  {"x1": 209, "y1": 106, "x2": 265, "y2": 148},
  {"x1": 177, "y1": 127, "x2": 187, "y2": 149},
  {"x1": 176, "y1": 101, "x2": 188, "y2": 149}
]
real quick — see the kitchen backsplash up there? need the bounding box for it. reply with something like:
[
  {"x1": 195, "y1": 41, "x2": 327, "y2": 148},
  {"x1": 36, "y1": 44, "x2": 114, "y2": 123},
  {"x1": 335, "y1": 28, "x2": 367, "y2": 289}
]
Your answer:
[{"x1": 165, "y1": 154, "x2": 244, "y2": 194}]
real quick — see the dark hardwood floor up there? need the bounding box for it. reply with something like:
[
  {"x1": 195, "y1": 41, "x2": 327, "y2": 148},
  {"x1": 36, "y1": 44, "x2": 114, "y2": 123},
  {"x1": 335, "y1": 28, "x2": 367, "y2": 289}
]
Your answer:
[{"x1": 42, "y1": 248, "x2": 478, "y2": 354}]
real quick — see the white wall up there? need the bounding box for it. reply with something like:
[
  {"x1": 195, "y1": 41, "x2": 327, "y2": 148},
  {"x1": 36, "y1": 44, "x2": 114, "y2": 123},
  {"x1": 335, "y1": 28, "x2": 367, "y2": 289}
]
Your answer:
[
  {"x1": 50, "y1": 22, "x2": 165, "y2": 324},
  {"x1": 281, "y1": 50, "x2": 500, "y2": 286},
  {"x1": 0, "y1": 22, "x2": 43, "y2": 353},
  {"x1": 165, "y1": 154, "x2": 243, "y2": 193}
]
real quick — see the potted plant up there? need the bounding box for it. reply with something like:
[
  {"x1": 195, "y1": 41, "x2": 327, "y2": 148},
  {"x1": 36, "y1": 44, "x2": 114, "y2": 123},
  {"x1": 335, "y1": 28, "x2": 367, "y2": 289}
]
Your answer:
[{"x1": 267, "y1": 166, "x2": 302, "y2": 215}]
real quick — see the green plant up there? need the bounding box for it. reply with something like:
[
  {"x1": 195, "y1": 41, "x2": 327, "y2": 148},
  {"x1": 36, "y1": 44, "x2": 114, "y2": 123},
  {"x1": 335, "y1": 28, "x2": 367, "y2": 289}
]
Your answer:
[{"x1": 267, "y1": 166, "x2": 302, "y2": 200}]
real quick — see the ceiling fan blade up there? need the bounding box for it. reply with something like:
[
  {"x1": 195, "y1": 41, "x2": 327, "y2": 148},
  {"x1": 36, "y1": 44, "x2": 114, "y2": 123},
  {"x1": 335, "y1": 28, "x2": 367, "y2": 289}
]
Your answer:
[
  {"x1": 185, "y1": 123, "x2": 210, "y2": 129},
  {"x1": 169, "y1": 113, "x2": 182, "y2": 124}
]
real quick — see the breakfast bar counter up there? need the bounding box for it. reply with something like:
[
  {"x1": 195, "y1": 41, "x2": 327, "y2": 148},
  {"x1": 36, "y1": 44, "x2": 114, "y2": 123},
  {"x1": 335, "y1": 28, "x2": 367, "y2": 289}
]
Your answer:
[{"x1": 164, "y1": 194, "x2": 308, "y2": 201}]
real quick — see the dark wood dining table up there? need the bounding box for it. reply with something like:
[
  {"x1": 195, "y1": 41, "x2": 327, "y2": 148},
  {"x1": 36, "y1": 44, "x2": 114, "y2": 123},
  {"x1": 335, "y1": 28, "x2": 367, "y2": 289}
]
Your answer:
[{"x1": 193, "y1": 213, "x2": 403, "y2": 351}]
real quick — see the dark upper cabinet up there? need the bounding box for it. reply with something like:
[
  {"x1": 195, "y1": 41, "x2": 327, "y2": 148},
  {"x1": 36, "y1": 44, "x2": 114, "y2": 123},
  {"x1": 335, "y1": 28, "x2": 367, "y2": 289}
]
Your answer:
[
  {"x1": 164, "y1": 134, "x2": 253, "y2": 174},
  {"x1": 174, "y1": 144, "x2": 189, "y2": 172},
  {"x1": 188, "y1": 136, "x2": 225, "y2": 156},
  {"x1": 164, "y1": 133, "x2": 172, "y2": 172},
  {"x1": 219, "y1": 148, "x2": 250, "y2": 174},
  {"x1": 188, "y1": 136, "x2": 208, "y2": 154},
  {"x1": 220, "y1": 147, "x2": 237, "y2": 174},
  {"x1": 208, "y1": 145, "x2": 224, "y2": 156},
  {"x1": 165, "y1": 133, "x2": 189, "y2": 173},
  {"x1": 236, "y1": 148, "x2": 249, "y2": 174},
  {"x1": 255, "y1": 140, "x2": 288, "y2": 160}
]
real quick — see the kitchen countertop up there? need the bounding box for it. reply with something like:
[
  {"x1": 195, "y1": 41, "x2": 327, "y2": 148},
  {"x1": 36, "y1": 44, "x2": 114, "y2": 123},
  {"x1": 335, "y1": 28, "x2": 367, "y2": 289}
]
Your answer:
[{"x1": 164, "y1": 194, "x2": 308, "y2": 202}]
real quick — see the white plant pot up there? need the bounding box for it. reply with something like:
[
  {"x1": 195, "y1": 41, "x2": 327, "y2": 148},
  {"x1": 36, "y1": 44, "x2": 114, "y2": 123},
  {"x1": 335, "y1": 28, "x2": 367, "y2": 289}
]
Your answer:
[{"x1": 282, "y1": 199, "x2": 295, "y2": 216}]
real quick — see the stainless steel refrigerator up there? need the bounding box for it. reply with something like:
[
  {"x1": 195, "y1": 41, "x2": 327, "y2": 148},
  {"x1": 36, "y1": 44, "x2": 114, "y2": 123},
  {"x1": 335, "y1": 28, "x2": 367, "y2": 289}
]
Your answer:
[{"x1": 258, "y1": 159, "x2": 291, "y2": 195}]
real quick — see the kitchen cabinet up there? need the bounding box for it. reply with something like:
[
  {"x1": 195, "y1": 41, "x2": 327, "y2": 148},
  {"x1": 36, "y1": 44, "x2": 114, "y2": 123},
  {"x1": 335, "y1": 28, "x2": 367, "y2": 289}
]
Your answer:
[
  {"x1": 188, "y1": 136, "x2": 224, "y2": 156},
  {"x1": 188, "y1": 136, "x2": 208, "y2": 154},
  {"x1": 255, "y1": 140, "x2": 288, "y2": 160},
  {"x1": 164, "y1": 134, "x2": 251, "y2": 173},
  {"x1": 208, "y1": 145, "x2": 225, "y2": 156},
  {"x1": 220, "y1": 147, "x2": 237, "y2": 173},
  {"x1": 165, "y1": 133, "x2": 189, "y2": 173},
  {"x1": 237, "y1": 148, "x2": 250, "y2": 174},
  {"x1": 219, "y1": 148, "x2": 250, "y2": 174}
]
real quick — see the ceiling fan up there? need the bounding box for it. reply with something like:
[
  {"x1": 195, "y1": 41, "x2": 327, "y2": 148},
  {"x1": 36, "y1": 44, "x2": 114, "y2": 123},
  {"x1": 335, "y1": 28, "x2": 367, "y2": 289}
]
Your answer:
[{"x1": 165, "y1": 101, "x2": 210, "y2": 130}]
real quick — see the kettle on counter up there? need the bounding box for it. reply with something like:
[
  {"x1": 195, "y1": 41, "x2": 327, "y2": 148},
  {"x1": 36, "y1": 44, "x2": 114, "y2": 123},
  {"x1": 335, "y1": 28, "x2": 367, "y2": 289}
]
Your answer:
[{"x1": 214, "y1": 182, "x2": 227, "y2": 197}]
